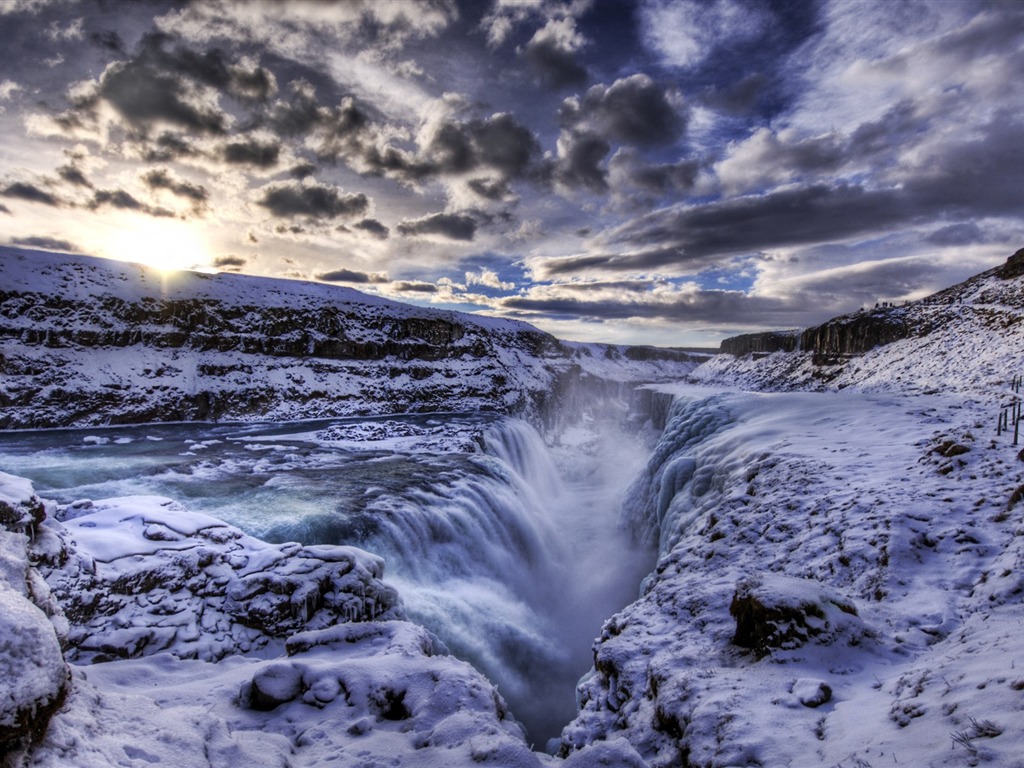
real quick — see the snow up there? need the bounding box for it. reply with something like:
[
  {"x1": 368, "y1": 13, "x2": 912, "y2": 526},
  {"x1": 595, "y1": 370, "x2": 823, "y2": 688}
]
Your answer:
[
  {"x1": 0, "y1": 247, "x2": 700, "y2": 430},
  {"x1": 562, "y1": 387, "x2": 1024, "y2": 766}
]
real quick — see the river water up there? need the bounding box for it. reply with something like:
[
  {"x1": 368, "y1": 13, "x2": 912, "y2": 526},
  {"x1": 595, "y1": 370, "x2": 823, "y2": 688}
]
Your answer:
[{"x1": 0, "y1": 413, "x2": 655, "y2": 747}]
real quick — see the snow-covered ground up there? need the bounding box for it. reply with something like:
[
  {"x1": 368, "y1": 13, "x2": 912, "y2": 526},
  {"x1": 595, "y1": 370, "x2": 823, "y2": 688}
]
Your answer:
[{"x1": 560, "y1": 387, "x2": 1024, "y2": 766}]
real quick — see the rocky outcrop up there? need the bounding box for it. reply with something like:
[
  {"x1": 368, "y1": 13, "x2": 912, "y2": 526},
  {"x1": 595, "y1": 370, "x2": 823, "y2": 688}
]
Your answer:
[
  {"x1": 997, "y1": 247, "x2": 1024, "y2": 279},
  {"x1": 720, "y1": 330, "x2": 800, "y2": 357},
  {"x1": 713, "y1": 247, "x2": 1024, "y2": 369},
  {"x1": 798, "y1": 308, "x2": 914, "y2": 360},
  {"x1": 729, "y1": 574, "x2": 867, "y2": 658}
]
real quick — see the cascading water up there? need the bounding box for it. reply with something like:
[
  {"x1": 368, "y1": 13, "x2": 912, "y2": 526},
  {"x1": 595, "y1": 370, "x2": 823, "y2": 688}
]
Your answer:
[{"x1": 0, "y1": 412, "x2": 656, "y2": 748}]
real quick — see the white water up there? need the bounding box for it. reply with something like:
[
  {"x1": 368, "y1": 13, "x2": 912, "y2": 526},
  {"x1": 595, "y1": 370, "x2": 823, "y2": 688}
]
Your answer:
[{"x1": 0, "y1": 413, "x2": 655, "y2": 747}]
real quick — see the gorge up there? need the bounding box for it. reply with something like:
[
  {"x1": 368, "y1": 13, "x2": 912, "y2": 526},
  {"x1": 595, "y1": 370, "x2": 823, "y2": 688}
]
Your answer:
[{"x1": 2, "y1": 247, "x2": 1024, "y2": 766}]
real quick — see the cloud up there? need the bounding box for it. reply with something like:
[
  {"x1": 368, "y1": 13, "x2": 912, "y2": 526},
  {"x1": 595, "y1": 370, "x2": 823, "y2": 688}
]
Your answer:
[
  {"x1": 639, "y1": 0, "x2": 774, "y2": 70},
  {"x1": 0, "y1": 80, "x2": 21, "y2": 102},
  {"x1": 419, "y1": 108, "x2": 540, "y2": 181},
  {"x1": 212, "y1": 254, "x2": 247, "y2": 270},
  {"x1": 397, "y1": 212, "x2": 476, "y2": 241},
  {"x1": 560, "y1": 74, "x2": 684, "y2": 146},
  {"x1": 466, "y1": 268, "x2": 515, "y2": 290},
  {"x1": 608, "y1": 148, "x2": 698, "y2": 202},
  {"x1": 499, "y1": 278, "x2": 801, "y2": 326},
  {"x1": 141, "y1": 167, "x2": 209, "y2": 210},
  {"x1": 89, "y1": 188, "x2": 174, "y2": 217},
  {"x1": 256, "y1": 180, "x2": 369, "y2": 220},
  {"x1": 552, "y1": 74, "x2": 686, "y2": 194},
  {"x1": 353, "y1": 218, "x2": 389, "y2": 239},
  {"x1": 316, "y1": 268, "x2": 389, "y2": 284},
  {"x1": 520, "y1": 16, "x2": 588, "y2": 88},
  {"x1": 80, "y1": 53, "x2": 230, "y2": 136},
  {"x1": 1, "y1": 181, "x2": 61, "y2": 206},
  {"x1": 9, "y1": 235, "x2": 80, "y2": 252},
  {"x1": 392, "y1": 280, "x2": 438, "y2": 293},
  {"x1": 222, "y1": 136, "x2": 281, "y2": 167},
  {"x1": 57, "y1": 164, "x2": 92, "y2": 188},
  {"x1": 554, "y1": 129, "x2": 610, "y2": 192},
  {"x1": 925, "y1": 222, "x2": 987, "y2": 246}
]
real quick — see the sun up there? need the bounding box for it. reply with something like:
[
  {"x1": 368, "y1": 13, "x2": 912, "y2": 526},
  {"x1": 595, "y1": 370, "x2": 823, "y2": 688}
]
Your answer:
[{"x1": 104, "y1": 219, "x2": 211, "y2": 273}]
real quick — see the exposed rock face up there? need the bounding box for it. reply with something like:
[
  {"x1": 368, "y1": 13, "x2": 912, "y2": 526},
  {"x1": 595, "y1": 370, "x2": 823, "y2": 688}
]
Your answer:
[
  {"x1": 729, "y1": 574, "x2": 866, "y2": 658},
  {"x1": 799, "y1": 309, "x2": 914, "y2": 360},
  {"x1": 997, "y1": 247, "x2": 1024, "y2": 279},
  {"x1": 720, "y1": 330, "x2": 799, "y2": 357},
  {"x1": 0, "y1": 247, "x2": 699, "y2": 430}
]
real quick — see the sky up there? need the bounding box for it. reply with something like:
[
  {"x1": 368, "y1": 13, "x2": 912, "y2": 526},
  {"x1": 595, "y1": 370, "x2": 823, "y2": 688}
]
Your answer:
[{"x1": 1, "y1": 0, "x2": 1023, "y2": 347}]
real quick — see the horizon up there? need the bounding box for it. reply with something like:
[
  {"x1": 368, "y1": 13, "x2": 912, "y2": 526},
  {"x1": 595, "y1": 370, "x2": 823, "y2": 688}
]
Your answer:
[{"x1": 1, "y1": 0, "x2": 1022, "y2": 346}]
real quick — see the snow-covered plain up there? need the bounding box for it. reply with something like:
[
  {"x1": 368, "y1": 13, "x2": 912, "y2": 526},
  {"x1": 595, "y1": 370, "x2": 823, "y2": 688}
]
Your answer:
[{"x1": 2, "y1": 247, "x2": 1023, "y2": 766}]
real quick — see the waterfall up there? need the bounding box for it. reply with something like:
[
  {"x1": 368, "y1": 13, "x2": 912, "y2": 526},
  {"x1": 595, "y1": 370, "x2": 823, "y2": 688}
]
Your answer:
[{"x1": 620, "y1": 394, "x2": 735, "y2": 550}]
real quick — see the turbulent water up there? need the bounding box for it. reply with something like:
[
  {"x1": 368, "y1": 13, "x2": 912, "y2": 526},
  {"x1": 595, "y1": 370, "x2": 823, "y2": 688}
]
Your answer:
[{"x1": 0, "y1": 413, "x2": 655, "y2": 746}]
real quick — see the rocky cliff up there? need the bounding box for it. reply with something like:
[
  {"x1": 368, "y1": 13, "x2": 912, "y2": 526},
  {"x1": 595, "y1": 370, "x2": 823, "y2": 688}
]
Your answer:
[
  {"x1": 797, "y1": 247, "x2": 1024, "y2": 360},
  {"x1": 719, "y1": 330, "x2": 800, "y2": 357},
  {"x1": 695, "y1": 247, "x2": 1024, "y2": 394},
  {"x1": 0, "y1": 247, "x2": 699, "y2": 430}
]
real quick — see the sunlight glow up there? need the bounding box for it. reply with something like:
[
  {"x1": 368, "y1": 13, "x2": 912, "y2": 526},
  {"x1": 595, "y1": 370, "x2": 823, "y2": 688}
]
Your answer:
[{"x1": 104, "y1": 219, "x2": 211, "y2": 273}]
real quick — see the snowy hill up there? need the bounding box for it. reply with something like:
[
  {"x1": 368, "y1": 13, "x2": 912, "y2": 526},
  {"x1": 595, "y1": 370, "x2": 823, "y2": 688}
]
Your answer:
[
  {"x1": 693, "y1": 248, "x2": 1024, "y2": 395},
  {"x1": 0, "y1": 247, "x2": 699, "y2": 430}
]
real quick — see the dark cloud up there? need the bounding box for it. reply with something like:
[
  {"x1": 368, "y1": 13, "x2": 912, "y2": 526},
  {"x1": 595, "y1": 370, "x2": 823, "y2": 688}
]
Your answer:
[
  {"x1": 555, "y1": 130, "x2": 610, "y2": 192},
  {"x1": 9, "y1": 235, "x2": 80, "y2": 253},
  {"x1": 88, "y1": 188, "x2": 175, "y2": 218},
  {"x1": 609, "y1": 149, "x2": 698, "y2": 200},
  {"x1": 289, "y1": 162, "x2": 317, "y2": 179},
  {"x1": 90, "y1": 29, "x2": 125, "y2": 55},
  {"x1": 0, "y1": 203, "x2": 10, "y2": 214},
  {"x1": 56, "y1": 164, "x2": 92, "y2": 188},
  {"x1": 316, "y1": 268, "x2": 389, "y2": 284},
  {"x1": 925, "y1": 222, "x2": 987, "y2": 246},
  {"x1": 222, "y1": 137, "x2": 281, "y2": 167},
  {"x1": 500, "y1": 286, "x2": 801, "y2": 326},
  {"x1": 467, "y1": 178, "x2": 511, "y2": 201},
  {"x1": 267, "y1": 80, "x2": 325, "y2": 137},
  {"x1": 1, "y1": 181, "x2": 61, "y2": 206},
  {"x1": 142, "y1": 132, "x2": 199, "y2": 162},
  {"x1": 353, "y1": 218, "x2": 389, "y2": 239},
  {"x1": 397, "y1": 212, "x2": 476, "y2": 241},
  {"x1": 256, "y1": 181, "x2": 369, "y2": 220},
  {"x1": 561, "y1": 74, "x2": 684, "y2": 147},
  {"x1": 84, "y1": 56, "x2": 229, "y2": 135},
  {"x1": 903, "y1": 112, "x2": 1024, "y2": 218},
  {"x1": 212, "y1": 254, "x2": 247, "y2": 270},
  {"x1": 521, "y1": 21, "x2": 588, "y2": 89},
  {"x1": 142, "y1": 168, "x2": 209, "y2": 209},
  {"x1": 393, "y1": 281, "x2": 438, "y2": 294},
  {"x1": 602, "y1": 184, "x2": 910, "y2": 270},
  {"x1": 423, "y1": 112, "x2": 540, "y2": 180}
]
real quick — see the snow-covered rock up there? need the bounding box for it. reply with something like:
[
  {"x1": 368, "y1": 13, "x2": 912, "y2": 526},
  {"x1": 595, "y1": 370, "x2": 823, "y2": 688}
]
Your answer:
[
  {"x1": 0, "y1": 475, "x2": 69, "y2": 760},
  {"x1": 37, "y1": 495, "x2": 402, "y2": 663}
]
